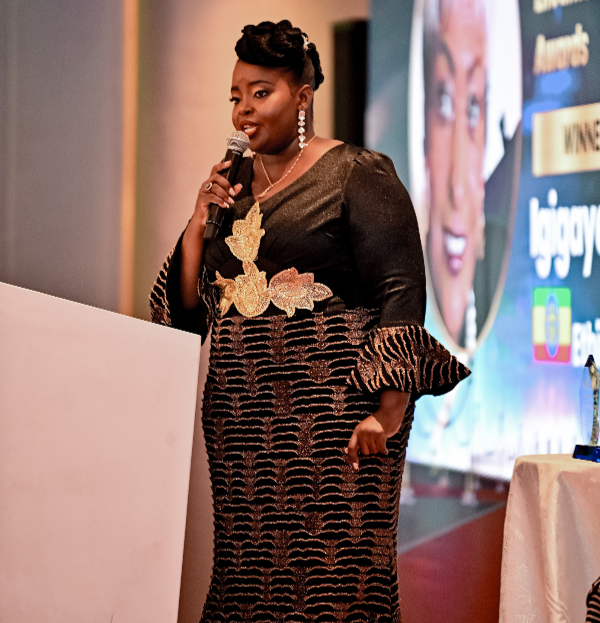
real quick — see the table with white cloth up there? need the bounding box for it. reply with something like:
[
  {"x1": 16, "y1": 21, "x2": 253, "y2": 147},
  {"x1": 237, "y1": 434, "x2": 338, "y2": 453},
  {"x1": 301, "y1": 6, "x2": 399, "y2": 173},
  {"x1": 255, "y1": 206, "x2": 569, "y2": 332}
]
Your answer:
[{"x1": 499, "y1": 454, "x2": 600, "y2": 623}]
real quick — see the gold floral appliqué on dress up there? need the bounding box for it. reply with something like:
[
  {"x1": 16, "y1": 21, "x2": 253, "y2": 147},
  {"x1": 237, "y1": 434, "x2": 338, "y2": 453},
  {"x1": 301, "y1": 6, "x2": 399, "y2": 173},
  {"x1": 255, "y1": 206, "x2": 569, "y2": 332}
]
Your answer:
[{"x1": 213, "y1": 202, "x2": 332, "y2": 318}]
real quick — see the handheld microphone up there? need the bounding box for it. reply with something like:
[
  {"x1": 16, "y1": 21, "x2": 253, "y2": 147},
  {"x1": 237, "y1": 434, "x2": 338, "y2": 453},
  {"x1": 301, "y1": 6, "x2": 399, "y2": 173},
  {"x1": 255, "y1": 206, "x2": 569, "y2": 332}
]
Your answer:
[{"x1": 204, "y1": 130, "x2": 250, "y2": 241}]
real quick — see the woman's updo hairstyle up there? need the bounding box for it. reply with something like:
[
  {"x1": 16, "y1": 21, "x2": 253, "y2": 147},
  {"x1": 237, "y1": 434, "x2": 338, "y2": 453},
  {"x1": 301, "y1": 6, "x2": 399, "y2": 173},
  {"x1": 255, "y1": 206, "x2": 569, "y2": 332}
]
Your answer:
[{"x1": 235, "y1": 20, "x2": 324, "y2": 91}]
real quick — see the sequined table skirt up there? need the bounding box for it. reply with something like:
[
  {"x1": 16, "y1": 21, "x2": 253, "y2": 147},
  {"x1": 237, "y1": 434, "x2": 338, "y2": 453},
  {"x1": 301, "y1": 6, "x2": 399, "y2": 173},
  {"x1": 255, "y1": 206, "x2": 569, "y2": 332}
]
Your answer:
[{"x1": 200, "y1": 310, "x2": 414, "y2": 623}]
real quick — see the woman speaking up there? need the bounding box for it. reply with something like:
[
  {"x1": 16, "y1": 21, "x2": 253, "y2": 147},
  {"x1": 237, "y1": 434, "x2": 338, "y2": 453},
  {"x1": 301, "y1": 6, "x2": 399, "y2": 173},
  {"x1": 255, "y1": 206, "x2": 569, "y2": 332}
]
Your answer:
[{"x1": 151, "y1": 20, "x2": 469, "y2": 622}]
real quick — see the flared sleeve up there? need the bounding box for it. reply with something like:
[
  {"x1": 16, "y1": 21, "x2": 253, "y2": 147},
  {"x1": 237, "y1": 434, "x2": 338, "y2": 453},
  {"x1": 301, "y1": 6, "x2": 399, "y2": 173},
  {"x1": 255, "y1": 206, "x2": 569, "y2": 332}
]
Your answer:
[
  {"x1": 343, "y1": 149, "x2": 470, "y2": 397},
  {"x1": 149, "y1": 245, "x2": 175, "y2": 328},
  {"x1": 149, "y1": 233, "x2": 215, "y2": 342}
]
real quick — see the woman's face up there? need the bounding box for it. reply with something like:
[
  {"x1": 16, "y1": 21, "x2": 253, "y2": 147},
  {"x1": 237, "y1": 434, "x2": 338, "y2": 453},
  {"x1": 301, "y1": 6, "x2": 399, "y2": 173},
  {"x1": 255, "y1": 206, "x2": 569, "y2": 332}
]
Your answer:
[
  {"x1": 425, "y1": 3, "x2": 486, "y2": 343},
  {"x1": 230, "y1": 61, "x2": 302, "y2": 155}
]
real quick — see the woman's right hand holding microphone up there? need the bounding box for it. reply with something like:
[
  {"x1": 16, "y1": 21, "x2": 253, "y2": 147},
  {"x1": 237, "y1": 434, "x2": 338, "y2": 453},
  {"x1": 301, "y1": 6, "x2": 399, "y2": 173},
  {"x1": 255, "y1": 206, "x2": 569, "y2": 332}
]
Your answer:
[
  {"x1": 188, "y1": 160, "x2": 243, "y2": 233},
  {"x1": 180, "y1": 160, "x2": 243, "y2": 309}
]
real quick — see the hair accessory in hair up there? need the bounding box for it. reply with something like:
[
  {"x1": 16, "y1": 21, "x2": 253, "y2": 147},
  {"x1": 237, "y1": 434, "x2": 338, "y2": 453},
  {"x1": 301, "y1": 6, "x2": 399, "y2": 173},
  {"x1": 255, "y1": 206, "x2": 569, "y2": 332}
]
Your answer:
[{"x1": 235, "y1": 21, "x2": 324, "y2": 91}]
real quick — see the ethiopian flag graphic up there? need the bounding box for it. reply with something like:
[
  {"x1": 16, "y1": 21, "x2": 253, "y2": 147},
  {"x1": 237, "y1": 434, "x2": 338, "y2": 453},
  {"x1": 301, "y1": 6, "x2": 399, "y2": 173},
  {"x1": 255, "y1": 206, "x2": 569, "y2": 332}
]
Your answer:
[{"x1": 532, "y1": 288, "x2": 571, "y2": 363}]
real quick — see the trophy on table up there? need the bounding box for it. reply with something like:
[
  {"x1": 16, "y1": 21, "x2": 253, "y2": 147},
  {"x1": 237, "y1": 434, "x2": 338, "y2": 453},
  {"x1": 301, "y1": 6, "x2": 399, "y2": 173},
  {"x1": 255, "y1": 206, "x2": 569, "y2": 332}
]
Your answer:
[{"x1": 573, "y1": 355, "x2": 600, "y2": 462}]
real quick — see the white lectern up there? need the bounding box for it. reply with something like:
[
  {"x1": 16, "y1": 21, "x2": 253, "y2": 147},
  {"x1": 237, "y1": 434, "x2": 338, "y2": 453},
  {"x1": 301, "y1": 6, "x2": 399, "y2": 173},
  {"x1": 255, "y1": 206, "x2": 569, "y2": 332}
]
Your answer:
[{"x1": 0, "y1": 283, "x2": 201, "y2": 623}]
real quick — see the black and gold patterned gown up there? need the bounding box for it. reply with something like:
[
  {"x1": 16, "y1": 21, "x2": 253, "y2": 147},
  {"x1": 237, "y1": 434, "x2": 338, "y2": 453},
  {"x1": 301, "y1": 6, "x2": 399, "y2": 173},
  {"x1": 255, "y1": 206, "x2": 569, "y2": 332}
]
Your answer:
[{"x1": 150, "y1": 144, "x2": 469, "y2": 622}]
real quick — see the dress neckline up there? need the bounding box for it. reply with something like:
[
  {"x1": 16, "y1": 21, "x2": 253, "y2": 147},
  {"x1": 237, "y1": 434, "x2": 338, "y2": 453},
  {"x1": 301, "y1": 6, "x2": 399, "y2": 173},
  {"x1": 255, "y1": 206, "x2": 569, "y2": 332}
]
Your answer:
[{"x1": 251, "y1": 142, "x2": 346, "y2": 206}]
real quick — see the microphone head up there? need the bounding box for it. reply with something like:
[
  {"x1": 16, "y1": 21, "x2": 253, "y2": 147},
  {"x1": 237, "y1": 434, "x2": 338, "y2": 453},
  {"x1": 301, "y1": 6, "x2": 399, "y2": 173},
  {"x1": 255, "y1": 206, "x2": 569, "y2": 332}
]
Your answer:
[{"x1": 227, "y1": 131, "x2": 250, "y2": 155}]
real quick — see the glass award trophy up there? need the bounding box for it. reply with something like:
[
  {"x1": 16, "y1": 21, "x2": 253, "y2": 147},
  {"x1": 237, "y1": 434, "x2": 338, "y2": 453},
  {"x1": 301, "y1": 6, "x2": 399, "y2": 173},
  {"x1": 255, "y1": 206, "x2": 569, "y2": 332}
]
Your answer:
[{"x1": 573, "y1": 355, "x2": 600, "y2": 462}]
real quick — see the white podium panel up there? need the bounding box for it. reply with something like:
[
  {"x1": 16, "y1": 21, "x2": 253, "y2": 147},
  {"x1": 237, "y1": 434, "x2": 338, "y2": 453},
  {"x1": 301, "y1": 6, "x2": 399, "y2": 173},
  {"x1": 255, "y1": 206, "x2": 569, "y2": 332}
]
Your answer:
[{"x1": 0, "y1": 283, "x2": 201, "y2": 623}]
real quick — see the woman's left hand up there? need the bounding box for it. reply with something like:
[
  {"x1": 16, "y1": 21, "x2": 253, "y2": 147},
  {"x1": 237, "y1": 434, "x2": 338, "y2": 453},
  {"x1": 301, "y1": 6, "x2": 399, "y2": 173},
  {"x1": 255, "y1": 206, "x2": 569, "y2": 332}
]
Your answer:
[{"x1": 345, "y1": 390, "x2": 410, "y2": 470}]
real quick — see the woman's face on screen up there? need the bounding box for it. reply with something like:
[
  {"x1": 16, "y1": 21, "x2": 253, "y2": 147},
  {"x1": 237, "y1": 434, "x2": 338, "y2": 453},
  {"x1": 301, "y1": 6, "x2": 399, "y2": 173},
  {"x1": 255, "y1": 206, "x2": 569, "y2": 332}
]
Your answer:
[
  {"x1": 425, "y1": 2, "x2": 486, "y2": 343},
  {"x1": 230, "y1": 61, "x2": 301, "y2": 155}
]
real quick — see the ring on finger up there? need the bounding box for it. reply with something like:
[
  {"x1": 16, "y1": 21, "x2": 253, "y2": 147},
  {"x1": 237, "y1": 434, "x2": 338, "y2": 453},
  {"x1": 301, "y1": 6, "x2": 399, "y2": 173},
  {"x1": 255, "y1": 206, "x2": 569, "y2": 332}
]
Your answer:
[{"x1": 205, "y1": 182, "x2": 213, "y2": 191}]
